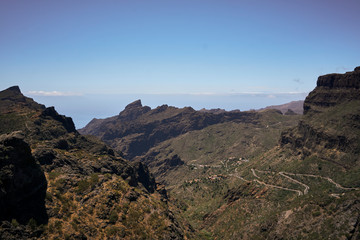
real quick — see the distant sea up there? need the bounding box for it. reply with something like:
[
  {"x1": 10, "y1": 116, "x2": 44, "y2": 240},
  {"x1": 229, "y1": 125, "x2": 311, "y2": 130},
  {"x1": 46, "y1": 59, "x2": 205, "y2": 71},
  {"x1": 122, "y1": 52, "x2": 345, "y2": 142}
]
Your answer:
[{"x1": 30, "y1": 92, "x2": 308, "y2": 129}]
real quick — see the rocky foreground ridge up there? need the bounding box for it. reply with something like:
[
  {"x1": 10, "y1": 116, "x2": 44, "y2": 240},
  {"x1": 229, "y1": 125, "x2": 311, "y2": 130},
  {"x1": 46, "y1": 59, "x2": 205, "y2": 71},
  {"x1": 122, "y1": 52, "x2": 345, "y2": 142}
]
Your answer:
[{"x1": 0, "y1": 86, "x2": 188, "y2": 239}]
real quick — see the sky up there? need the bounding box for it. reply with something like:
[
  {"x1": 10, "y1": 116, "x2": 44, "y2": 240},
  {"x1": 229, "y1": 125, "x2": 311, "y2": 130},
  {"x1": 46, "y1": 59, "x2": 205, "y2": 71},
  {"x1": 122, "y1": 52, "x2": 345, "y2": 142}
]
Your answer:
[{"x1": 1, "y1": 0, "x2": 359, "y2": 128}]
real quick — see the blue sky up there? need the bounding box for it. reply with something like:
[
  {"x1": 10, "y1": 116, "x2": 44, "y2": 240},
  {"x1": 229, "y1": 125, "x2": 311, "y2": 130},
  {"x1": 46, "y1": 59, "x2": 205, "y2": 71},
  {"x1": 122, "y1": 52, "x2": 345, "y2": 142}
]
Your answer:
[{"x1": 1, "y1": 0, "x2": 359, "y2": 127}]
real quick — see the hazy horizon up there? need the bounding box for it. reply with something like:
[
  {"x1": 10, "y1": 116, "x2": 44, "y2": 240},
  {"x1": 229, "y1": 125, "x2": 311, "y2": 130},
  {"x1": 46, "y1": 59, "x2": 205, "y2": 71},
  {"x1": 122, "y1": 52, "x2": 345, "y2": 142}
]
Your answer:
[{"x1": 28, "y1": 91, "x2": 307, "y2": 128}]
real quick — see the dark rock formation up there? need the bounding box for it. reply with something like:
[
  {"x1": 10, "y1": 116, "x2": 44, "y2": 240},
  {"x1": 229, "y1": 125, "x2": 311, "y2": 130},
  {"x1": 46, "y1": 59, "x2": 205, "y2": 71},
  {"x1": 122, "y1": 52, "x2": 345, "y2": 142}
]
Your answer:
[
  {"x1": 281, "y1": 67, "x2": 360, "y2": 166},
  {"x1": 304, "y1": 66, "x2": 360, "y2": 114},
  {"x1": 118, "y1": 99, "x2": 151, "y2": 121},
  {"x1": 0, "y1": 86, "x2": 45, "y2": 114},
  {"x1": 41, "y1": 107, "x2": 76, "y2": 133},
  {"x1": 131, "y1": 162, "x2": 156, "y2": 193},
  {"x1": 0, "y1": 131, "x2": 48, "y2": 224},
  {"x1": 163, "y1": 154, "x2": 185, "y2": 168}
]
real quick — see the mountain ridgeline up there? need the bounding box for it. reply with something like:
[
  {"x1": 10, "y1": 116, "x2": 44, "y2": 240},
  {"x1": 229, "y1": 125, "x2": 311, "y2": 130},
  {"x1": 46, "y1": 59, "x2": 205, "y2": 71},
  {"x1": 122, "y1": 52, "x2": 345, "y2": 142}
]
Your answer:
[
  {"x1": 1, "y1": 66, "x2": 360, "y2": 239},
  {"x1": 0, "y1": 86, "x2": 188, "y2": 239},
  {"x1": 79, "y1": 100, "x2": 298, "y2": 161},
  {"x1": 80, "y1": 67, "x2": 360, "y2": 239}
]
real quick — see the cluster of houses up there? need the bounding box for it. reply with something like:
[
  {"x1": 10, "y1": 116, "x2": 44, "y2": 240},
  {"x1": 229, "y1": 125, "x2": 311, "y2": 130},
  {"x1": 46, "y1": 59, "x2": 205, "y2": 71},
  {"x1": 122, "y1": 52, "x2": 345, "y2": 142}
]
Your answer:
[{"x1": 185, "y1": 174, "x2": 228, "y2": 185}]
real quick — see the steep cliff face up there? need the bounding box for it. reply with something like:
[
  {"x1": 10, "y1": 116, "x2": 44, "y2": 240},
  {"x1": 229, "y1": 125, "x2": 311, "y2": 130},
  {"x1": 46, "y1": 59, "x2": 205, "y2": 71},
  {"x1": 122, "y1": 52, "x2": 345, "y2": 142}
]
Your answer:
[
  {"x1": 281, "y1": 67, "x2": 360, "y2": 167},
  {"x1": 0, "y1": 131, "x2": 47, "y2": 225},
  {"x1": 304, "y1": 67, "x2": 360, "y2": 114}
]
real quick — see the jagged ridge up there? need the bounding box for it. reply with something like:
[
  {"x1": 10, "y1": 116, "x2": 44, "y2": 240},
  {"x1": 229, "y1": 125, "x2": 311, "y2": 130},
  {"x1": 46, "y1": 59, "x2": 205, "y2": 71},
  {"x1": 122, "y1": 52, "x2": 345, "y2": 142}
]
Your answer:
[
  {"x1": 0, "y1": 86, "x2": 188, "y2": 239},
  {"x1": 79, "y1": 99, "x2": 263, "y2": 160}
]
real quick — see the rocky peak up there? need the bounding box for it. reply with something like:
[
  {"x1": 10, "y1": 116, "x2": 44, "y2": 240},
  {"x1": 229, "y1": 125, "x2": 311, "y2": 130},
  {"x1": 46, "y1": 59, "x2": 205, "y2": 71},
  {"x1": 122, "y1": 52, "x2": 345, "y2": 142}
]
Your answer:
[
  {"x1": 151, "y1": 104, "x2": 169, "y2": 114},
  {"x1": 126, "y1": 99, "x2": 143, "y2": 109},
  {"x1": 118, "y1": 99, "x2": 151, "y2": 121},
  {"x1": 0, "y1": 86, "x2": 25, "y2": 99},
  {"x1": 304, "y1": 67, "x2": 360, "y2": 114},
  {"x1": 5, "y1": 86, "x2": 21, "y2": 93},
  {"x1": 0, "y1": 86, "x2": 45, "y2": 114}
]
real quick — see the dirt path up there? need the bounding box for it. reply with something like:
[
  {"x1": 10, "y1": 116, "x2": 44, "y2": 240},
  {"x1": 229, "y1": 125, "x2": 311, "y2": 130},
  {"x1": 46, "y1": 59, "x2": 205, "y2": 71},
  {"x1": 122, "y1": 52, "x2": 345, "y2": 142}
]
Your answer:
[
  {"x1": 253, "y1": 179, "x2": 303, "y2": 196},
  {"x1": 229, "y1": 172, "x2": 303, "y2": 196},
  {"x1": 250, "y1": 169, "x2": 304, "y2": 195},
  {"x1": 279, "y1": 172, "x2": 310, "y2": 195},
  {"x1": 228, "y1": 173, "x2": 251, "y2": 183},
  {"x1": 282, "y1": 172, "x2": 360, "y2": 191},
  {"x1": 231, "y1": 168, "x2": 358, "y2": 197},
  {"x1": 186, "y1": 157, "x2": 358, "y2": 197},
  {"x1": 251, "y1": 168, "x2": 260, "y2": 179}
]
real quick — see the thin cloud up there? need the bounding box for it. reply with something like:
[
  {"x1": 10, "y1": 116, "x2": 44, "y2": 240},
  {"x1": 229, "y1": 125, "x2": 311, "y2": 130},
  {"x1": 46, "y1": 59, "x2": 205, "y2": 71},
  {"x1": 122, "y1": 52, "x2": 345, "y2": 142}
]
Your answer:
[
  {"x1": 27, "y1": 90, "x2": 83, "y2": 97},
  {"x1": 293, "y1": 78, "x2": 303, "y2": 84}
]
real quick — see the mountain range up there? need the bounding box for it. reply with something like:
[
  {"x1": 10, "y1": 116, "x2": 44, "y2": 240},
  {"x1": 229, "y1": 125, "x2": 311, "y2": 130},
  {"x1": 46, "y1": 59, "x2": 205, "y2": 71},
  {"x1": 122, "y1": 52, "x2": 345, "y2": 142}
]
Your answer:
[
  {"x1": 80, "y1": 66, "x2": 360, "y2": 239},
  {"x1": 1, "y1": 67, "x2": 360, "y2": 239}
]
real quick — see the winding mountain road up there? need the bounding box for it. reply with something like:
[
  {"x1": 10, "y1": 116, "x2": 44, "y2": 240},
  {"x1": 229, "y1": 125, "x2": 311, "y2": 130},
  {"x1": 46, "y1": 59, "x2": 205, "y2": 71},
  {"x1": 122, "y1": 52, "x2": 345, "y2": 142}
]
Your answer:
[
  {"x1": 280, "y1": 172, "x2": 360, "y2": 191},
  {"x1": 279, "y1": 172, "x2": 310, "y2": 195},
  {"x1": 230, "y1": 167, "x2": 358, "y2": 197},
  {"x1": 185, "y1": 157, "x2": 359, "y2": 197}
]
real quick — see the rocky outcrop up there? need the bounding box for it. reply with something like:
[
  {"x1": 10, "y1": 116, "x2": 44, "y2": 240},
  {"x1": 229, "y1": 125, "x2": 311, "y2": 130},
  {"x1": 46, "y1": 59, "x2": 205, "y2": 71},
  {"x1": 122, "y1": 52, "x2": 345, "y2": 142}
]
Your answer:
[
  {"x1": 304, "y1": 67, "x2": 360, "y2": 114},
  {"x1": 281, "y1": 67, "x2": 360, "y2": 165},
  {"x1": 40, "y1": 107, "x2": 76, "y2": 133},
  {"x1": 0, "y1": 86, "x2": 45, "y2": 114},
  {"x1": 118, "y1": 99, "x2": 151, "y2": 121},
  {"x1": 0, "y1": 131, "x2": 47, "y2": 225}
]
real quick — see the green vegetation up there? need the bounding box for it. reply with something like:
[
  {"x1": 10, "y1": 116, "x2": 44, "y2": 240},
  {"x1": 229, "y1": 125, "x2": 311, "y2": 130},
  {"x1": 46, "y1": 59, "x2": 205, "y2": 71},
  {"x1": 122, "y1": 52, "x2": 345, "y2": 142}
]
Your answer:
[
  {"x1": 48, "y1": 171, "x2": 61, "y2": 181},
  {"x1": 2, "y1": 69, "x2": 360, "y2": 240},
  {"x1": 0, "y1": 113, "x2": 27, "y2": 134},
  {"x1": 76, "y1": 173, "x2": 99, "y2": 193},
  {"x1": 27, "y1": 218, "x2": 37, "y2": 230},
  {"x1": 11, "y1": 219, "x2": 19, "y2": 227}
]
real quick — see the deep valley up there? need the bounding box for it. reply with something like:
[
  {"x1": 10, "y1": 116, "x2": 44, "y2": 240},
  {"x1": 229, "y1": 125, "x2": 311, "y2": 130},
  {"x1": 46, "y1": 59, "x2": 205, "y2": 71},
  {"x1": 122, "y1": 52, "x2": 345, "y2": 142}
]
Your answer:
[{"x1": 1, "y1": 67, "x2": 360, "y2": 239}]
